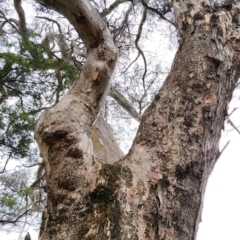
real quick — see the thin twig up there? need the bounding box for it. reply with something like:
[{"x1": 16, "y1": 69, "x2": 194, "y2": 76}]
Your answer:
[
  {"x1": 122, "y1": 52, "x2": 140, "y2": 74},
  {"x1": 30, "y1": 173, "x2": 46, "y2": 188},
  {"x1": 216, "y1": 140, "x2": 230, "y2": 161},
  {"x1": 135, "y1": 6, "x2": 148, "y2": 84},
  {"x1": 100, "y1": 0, "x2": 128, "y2": 17},
  {"x1": 141, "y1": 0, "x2": 176, "y2": 27},
  {"x1": 228, "y1": 107, "x2": 238, "y2": 117},
  {"x1": 226, "y1": 116, "x2": 240, "y2": 135},
  {"x1": 0, "y1": 153, "x2": 12, "y2": 174}
]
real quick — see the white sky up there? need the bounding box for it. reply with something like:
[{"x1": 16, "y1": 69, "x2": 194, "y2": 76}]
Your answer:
[
  {"x1": 198, "y1": 137, "x2": 240, "y2": 240},
  {"x1": 197, "y1": 87, "x2": 240, "y2": 240}
]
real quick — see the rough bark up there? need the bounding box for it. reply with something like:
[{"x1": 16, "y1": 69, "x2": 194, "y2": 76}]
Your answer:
[
  {"x1": 34, "y1": 0, "x2": 118, "y2": 239},
  {"x1": 34, "y1": 0, "x2": 240, "y2": 239}
]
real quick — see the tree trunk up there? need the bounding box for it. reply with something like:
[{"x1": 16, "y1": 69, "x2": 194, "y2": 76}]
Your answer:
[{"x1": 34, "y1": 0, "x2": 240, "y2": 239}]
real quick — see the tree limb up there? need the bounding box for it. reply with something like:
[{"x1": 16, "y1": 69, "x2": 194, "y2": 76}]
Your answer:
[
  {"x1": 141, "y1": 0, "x2": 176, "y2": 27},
  {"x1": 36, "y1": 16, "x2": 72, "y2": 61},
  {"x1": 109, "y1": 87, "x2": 142, "y2": 122},
  {"x1": 13, "y1": 0, "x2": 27, "y2": 35},
  {"x1": 71, "y1": 40, "x2": 87, "y2": 58},
  {"x1": 100, "y1": 0, "x2": 130, "y2": 17},
  {"x1": 35, "y1": 0, "x2": 114, "y2": 49},
  {"x1": 0, "y1": 17, "x2": 19, "y2": 34},
  {"x1": 135, "y1": 6, "x2": 148, "y2": 84}
]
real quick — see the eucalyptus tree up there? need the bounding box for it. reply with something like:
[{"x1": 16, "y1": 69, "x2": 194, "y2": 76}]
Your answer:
[
  {"x1": 1, "y1": 0, "x2": 240, "y2": 239},
  {"x1": 0, "y1": 0, "x2": 170, "y2": 232},
  {"x1": 33, "y1": 0, "x2": 240, "y2": 239}
]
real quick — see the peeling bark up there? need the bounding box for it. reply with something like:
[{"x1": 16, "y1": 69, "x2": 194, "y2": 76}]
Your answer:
[{"x1": 34, "y1": 0, "x2": 240, "y2": 239}]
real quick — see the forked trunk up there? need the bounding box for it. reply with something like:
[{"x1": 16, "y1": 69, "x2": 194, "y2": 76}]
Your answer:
[{"x1": 35, "y1": 0, "x2": 240, "y2": 239}]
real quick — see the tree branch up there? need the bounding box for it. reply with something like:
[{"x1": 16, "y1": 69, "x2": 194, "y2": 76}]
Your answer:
[
  {"x1": 135, "y1": 6, "x2": 148, "y2": 84},
  {"x1": 35, "y1": 0, "x2": 114, "y2": 49},
  {"x1": 226, "y1": 115, "x2": 240, "y2": 135},
  {"x1": 41, "y1": 32, "x2": 71, "y2": 61},
  {"x1": 141, "y1": 0, "x2": 175, "y2": 27},
  {"x1": 215, "y1": 140, "x2": 230, "y2": 161},
  {"x1": 35, "y1": 0, "x2": 118, "y2": 110},
  {"x1": 112, "y1": 3, "x2": 133, "y2": 43},
  {"x1": 0, "y1": 17, "x2": 19, "y2": 34},
  {"x1": 0, "y1": 153, "x2": 12, "y2": 174},
  {"x1": 71, "y1": 40, "x2": 87, "y2": 58},
  {"x1": 13, "y1": 0, "x2": 27, "y2": 35},
  {"x1": 100, "y1": 0, "x2": 130, "y2": 17},
  {"x1": 109, "y1": 87, "x2": 142, "y2": 122},
  {"x1": 36, "y1": 16, "x2": 72, "y2": 61}
]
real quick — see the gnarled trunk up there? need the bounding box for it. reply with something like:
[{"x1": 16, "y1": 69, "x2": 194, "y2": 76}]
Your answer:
[{"x1": 35, "y1": 0, "x2": 240, "y2": 239}]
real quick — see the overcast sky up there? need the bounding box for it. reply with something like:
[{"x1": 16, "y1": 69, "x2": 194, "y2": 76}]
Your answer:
[{"x1": 197, "y1": 87, "x2": 240, "y2": 240}]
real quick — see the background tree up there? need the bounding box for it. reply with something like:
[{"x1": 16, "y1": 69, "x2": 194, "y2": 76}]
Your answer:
[{"x1": 0, "y1": 0, "x2": 240, "y2": 239}]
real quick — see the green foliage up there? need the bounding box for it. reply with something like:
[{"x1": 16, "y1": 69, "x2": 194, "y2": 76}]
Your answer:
[
  {"x1": 0, "y1": 1, "x2": 79, "y2": 228},
  {"x1": 0, "y1": 26, "x2": 78, "y2": 160},
  {"x1": 0, "y1": 194, "x2": 17, "y2": 210},
  {"x1": 0, "y1": 167, "x2": 45, "y2": 225}
]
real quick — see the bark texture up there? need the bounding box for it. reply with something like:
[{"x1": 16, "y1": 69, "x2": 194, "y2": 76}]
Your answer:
[
  {"x1": 34, "y1": 0, "x2": 240, "y2": 239},
  {"x1": 34, "y1": 0, "x2": 118, "y2": 239}
]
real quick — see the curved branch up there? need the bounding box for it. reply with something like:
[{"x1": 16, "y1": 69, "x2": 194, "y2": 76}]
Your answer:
[
  {"x1": 109, "y1": 87, "x2": 142, "y2": 122},
  {"x1": 0, "y1": 18, "x2": 19, "y2": 34},
  {"x1": 35, "y1": 0, "x2": 118, "y2": 111},
  {"x1": 71, "y1": 40, "x2": 87, "y2": 58},
  {"x1": 42, "y1": 32, "x2": 71, "y2": 61},
  {"x1": 100, "y1": 0, "x2": 130, "y2": 17},
  {"x1": 13, "y1": 0, "x2": 27, "y2": 36},
  {"x1": 35, "y1": 0, "x2": 114, "y2": 50},
  {"x1": 141, "y1": 0, "x2": 176, "y2": 27},
  {"x1": 36, "y1": 16, "x2": 72, "y2": 61},
  {"x1": 112, "y1": 3, "x2": 133, "y2": 42},
  {"x1": 135, "y1": 6, "x2": 148, "y2": 84}
]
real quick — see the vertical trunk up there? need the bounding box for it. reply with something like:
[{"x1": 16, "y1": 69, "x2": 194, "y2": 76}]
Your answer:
[
  {"x1": 116, "y1": 1, "x2": 240, "y2": 239},
  {"x1": 35, "y1": 0, "x2": 240, "y2": 239}
]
